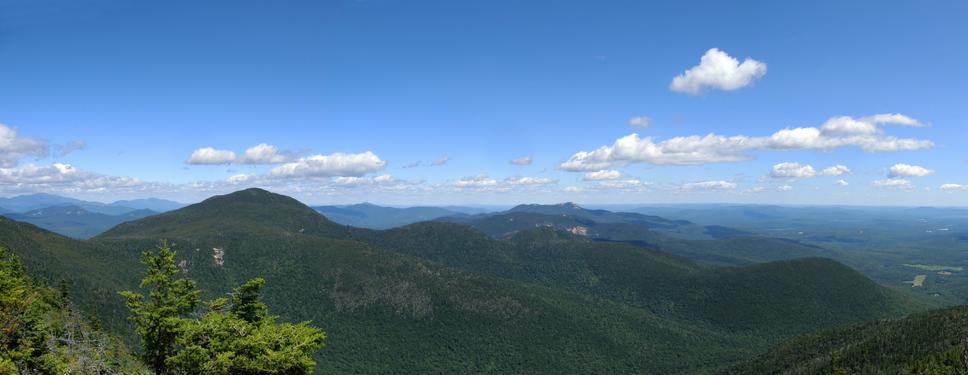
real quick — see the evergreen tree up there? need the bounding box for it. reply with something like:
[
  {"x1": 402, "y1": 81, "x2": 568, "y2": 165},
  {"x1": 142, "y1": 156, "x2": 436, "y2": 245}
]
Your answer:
[
  {"x1": 121, "y1": 242, "x2": 325, "y2": 374},
  {"x1": 120, "y1": 241, "x2": 201, "y2": 374}
]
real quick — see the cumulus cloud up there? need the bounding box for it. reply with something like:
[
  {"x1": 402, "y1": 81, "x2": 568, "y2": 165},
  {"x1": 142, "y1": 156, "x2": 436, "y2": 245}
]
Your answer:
[
  {"x1": 770, "y1": 162, "x2": 850, "y2": 178},
  {"x1": 835, "y1": 179, "x2": 849, "y2": 187},
  {"x1": 267, "y1": 151, "x2": 386, "y2": 178},
  {"x1": 0, "y1": 163, "x2": 141, "y2": 190},
  {"x1": 504, "y1": 176, "x2": 556, "y2": 186},
  {"x1": 940, "y1": 184, "x2": 968, "y2": 191},
  {"x1": 0, "y1": 124, "x2": 49, "y2": 167},
  {"x1": 227, "y1": 174, "x2": 253, "y2": 184},
  {"x1": 873, "y1": 179, "x2": 914, "y2": 189},
  {"x1": 432, "y1": 156, "x2": 450, "y2": 166},
  {"x1": 453, "y1": 176, "x2": 498, "y2": 188},
  {"x1": 770, "y1": 162, "x2": 816, "y2": 178},
  {"x1": 596, "y1": 179, "x2": 649, "y2": 191},
  {"x1": 628, "y1": 116, "x2": 651, "y2": 129},
  {"x1": 888, "y1": 163, "x2": 933, "y2": 178},
  {"x1": 559, "y1": 114, "x2": 931, "y2": 171},
  {"x1": 583, "y1": 169, "x2": 622, "y2": 181},
  {"x1": 820, "y1": 165, "x2": 851, "y2": 176},
  {"x1": 777, "y1": 185, "x2": 794, "y2": 192},
  {"x1": 238, "y1": 143, "x2": 294, "y2": 164},
  {"x1": 669, "y1": 48, "x2": 767, "y2": 95},
  {"x1": 186, "y1": 147, "x2": 236, "y2": 165},
  {"x1": 510, "y1": 156, "x2": 533, "y2": 166},
  {"x1": 373, "y1": 174, "x2": 394, "y2": 183},
  {"x1": 563, "y1": 186, "x2": 585, "y2": 193},
  {"x1": 682, "y1": 180, "x2": 737, "y2": 191}
]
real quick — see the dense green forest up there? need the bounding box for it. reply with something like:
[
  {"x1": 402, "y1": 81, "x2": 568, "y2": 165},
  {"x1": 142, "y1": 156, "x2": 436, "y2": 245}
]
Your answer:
[
  {"x1": 1, "y1": 188, "x2": 961, "y2": 373},
  {"x1": 0, "y1": 247, "x2": 145, "y2": 374},
  {"x1": 728, "y1": 305, "x2": 968, "y2": 374}
]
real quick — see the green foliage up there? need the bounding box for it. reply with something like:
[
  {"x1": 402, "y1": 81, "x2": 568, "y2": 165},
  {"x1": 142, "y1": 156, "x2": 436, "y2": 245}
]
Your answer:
[
  {"x1": 121, "y1": 243, "x2": 324, "y2": 374},
  {"x1": 121, "y1": 242, "x2": 201, "y2": 373},
  {"x1": 728, "y1": 305, "x2": 968, "y2": 374},
  {"x1": 167, "y1": 279, "x2": 324, "y2": 374},
  {"x1": 0, "y1": 247, "x2": 146, "y2": 374}
]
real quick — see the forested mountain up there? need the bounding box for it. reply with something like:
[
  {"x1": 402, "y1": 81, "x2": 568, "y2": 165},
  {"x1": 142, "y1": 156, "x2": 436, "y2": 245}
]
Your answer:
[
  {"x1": 728, "y1": 305, "x2": 968, "y2": 374},
  {"x1": 2, "y1": 205, "x2": 157, "y2": 239},
  {"x1": 441, "y1": 203, "x2": 832, "y2": 266},
  {"x1": 311, "y1": 203, "x2": 487, "y2": 229},
  {"x1": 0, "y1": 188, "x2": 942, "y2": 373}
]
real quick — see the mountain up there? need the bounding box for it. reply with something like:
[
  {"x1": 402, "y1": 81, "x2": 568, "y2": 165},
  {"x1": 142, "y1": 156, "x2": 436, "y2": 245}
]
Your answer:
[
  {"x1": 311, "y1": 203, "x2": 467, "y2": 229},
  {"x1": 450, "y1": 202, "x2": 743, "y2": 240},
  {"x1": 728, "y1": 305, "x2": 968, "y2": 374},
  {"x1": 0, "y1": 193, "x2": 90, "y2": 212},
  {"x1": 0, "y1": 193, "x2": 184, "y2": 216},
  {"x1": 109, "y1": 198, "x2": 185, "y2": 212},
  {"x1": 2, "y1": 205, "x2": 157, "y2": 239},
  {"x1": 0, "y1": 188, "x2": 932, "y2": 373},
  {"x1": 441, "y1": 203, "x2": 829, "y2": 266}
]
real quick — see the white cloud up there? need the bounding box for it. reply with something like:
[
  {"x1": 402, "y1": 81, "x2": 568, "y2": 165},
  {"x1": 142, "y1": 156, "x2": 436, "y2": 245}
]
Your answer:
[
  {"x1": 432, "y1": 156, "x2": 450, "y2": 166},
  {"x1": 0, "y1": 163, "x2": 141, "y2": 190},
  {"x1": 454, "y1": 176, "x2": 498, "y2": 188},
  {"x1": 820, "y1": 165, "x2": 851, "y2": 176},
  {"x1": 227, "y1": 174, "x2": 253, "y2": 184},
  {"x1": 861, "y1": 113, "x2": 924, "y2": 127},
  {"x1": 510, "y1": 156, "x2": 533, "y2": 166},
  {"x1": 238, "y1": 143, "x2": 293, "y2": 164},
  {"x1": 744, "y1": 186, "x2": 766, "y2": 193},
  {"x1": 669, "y1": 48, "x2": 767, "y2": 95},
  {"x1": 770, "y1": 162, "x2": 816, "y2": 178},
  {"x1": 888, "y1": 163, "x2": 933, "y2": 178},
  {"x1": 186, "y1": 147, "x2": 236, "y2": 165},
  {"x1": 334, "y1": 176, "x2": 365, "y2": 186},
  {"x1": 777, "y1": 185, "x2": 794, "y2": 192},
  {"x1": 583, "y1": 169, "x2": 622, "y2": 181},
  {"x1": 835, "y1": 179, "x2": 849, "y2": 187},
  {"x1": 596, "y1": 179, "x2": 649, "y2": 191},
  {"x1": 820, "y1": 114, "x2": 923, "y2": 137},
  {"x1": 873, "y1": 179, "x2": 914, "y2": 189},
  {"x1": 373, "y1": 174, "x2": 394, "y2": 183},
  {"x1": 563, "y1": 186, "x2": 585, "y2": 193},
  {"x1": 0, "y1": 124, "x2": 49, "y2": 167},
  {"x1": 682, "y1": 180, "x2": 737, "y2": 191},
  {"x1": 504, "y1": 176, "x2": 556, "y2": 186},
  {"x1": 940, "y1": 184, "x2": 968, "y2": 191},
  {"x1": 559, "y1": 114, "x2": 931, "y2": 171},
  {"x1": 267, "y1": 151, "x2": 386, "y2": 178},
  {"x1": 628, "y1": 116, "x2": 651, "y2": 128}
]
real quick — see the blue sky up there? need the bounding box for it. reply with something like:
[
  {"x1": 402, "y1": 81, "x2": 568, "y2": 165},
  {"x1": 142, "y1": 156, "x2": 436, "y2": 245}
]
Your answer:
[{"x1": 0, "y1": 0, "x2": 966, "y2": 205}]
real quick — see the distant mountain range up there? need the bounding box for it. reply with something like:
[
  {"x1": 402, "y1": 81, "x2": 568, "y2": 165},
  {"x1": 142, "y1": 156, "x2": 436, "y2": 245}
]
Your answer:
[
  {"x1": 311, "y1": 202, "x2": 488, "y2": 229},
  {"x1": 3, "y1": 205, "x2": 157, "y2": 239},
  {"x1": 0, "y1": 193, "x2": 185, "y2": 214},
  {"x1": 0, "y1": 193, "x2": 185, "y2": 238},
  {"x1": 0, "y1": 188, "x2": 941, "y2": 373}
]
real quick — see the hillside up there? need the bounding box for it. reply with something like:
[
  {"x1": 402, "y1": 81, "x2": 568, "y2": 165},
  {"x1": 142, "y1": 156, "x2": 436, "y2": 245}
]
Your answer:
[
  {"x1": 0, "y1": 188, "x2": 931, "y2": 373},
  {"x1": 728, "y1": 305, "x2": 968, "y2": 374},
  {"x1": 312, "y1": 203, "x2": 466, "y2": 229},
  {"x1": 2, "y1": 205, "x2": 156, "y2": 239},
  {"x1": 0, "y1": 247, "x2": 144, "y2": 373},
  {"x1": 442, "y1": 206, "x2": 833, "y2": 266},
  {"x1": 357, "y1": 222, "x2": 921, "y2": 336}
]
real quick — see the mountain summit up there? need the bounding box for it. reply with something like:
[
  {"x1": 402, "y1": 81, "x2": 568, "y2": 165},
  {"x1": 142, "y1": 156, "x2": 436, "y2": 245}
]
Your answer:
[{"x1": 97, "y1": 188, "x2": 347, "y2": 239}]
